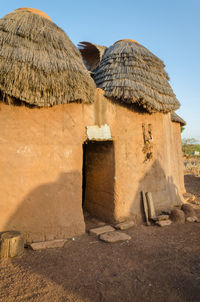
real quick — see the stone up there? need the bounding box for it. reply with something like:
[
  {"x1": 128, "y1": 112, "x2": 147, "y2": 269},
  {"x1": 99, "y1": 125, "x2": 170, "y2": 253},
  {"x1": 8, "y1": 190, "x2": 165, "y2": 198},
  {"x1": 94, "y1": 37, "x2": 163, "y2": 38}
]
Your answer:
[
  {"x1": 157, "y1": 215, "x2": 170, "y2": 221},
  {"x1": 186, "y1": 216, "x2": 198, "y2": 223},
  {"x1": 89, "y1": 225, "x2": 115, "y2": 236},
  {"x1": 156, "y1": 220, "x2": 172, "y2": 227},
  {"x1": 153, "y1": 215, "x2": 169, "y2": 221},
  {"x1": 183, "y1": 193, "x2": 195, "y2": 202},
  {"x1": 170, "y1": 209, "x2": 185, "y2": 224},
  {"x1": 0, "y1": 231, "x2": 24, "y2": 258},
  {"x1": 99, "y1": 231, "x2": 131, "y2": 243},
  {"x1": 181, "y1": 204, "x2": 195, "y2": 218},
  {"x1": 115, "y1": 221, "x2": 135, "y2": 230},
  {"x1": 29, "y1": 239, "x2": 67, "y2": 250}
]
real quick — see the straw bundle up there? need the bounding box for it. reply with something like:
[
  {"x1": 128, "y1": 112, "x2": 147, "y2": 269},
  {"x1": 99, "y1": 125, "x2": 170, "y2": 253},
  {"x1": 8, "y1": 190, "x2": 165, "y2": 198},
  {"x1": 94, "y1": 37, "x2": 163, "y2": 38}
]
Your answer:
[{"x1": 0, "y1": 9, "x2": 96, "y2": 107}]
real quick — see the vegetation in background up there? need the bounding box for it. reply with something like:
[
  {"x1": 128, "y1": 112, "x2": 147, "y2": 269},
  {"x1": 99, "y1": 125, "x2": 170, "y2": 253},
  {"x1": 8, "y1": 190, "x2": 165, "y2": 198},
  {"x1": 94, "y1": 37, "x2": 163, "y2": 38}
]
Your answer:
[{"x1": 182, "y1": 138, "x2": 200, "y2": 157}]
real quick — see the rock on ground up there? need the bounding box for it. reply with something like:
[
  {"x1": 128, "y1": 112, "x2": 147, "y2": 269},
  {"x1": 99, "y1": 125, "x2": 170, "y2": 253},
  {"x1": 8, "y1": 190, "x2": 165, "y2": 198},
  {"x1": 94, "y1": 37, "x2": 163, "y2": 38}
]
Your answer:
[
  {"x1": 115, "y1": 221, "x2": 135, "y2": 230},
  {"x1": 186, "y1": 216, "x2": 198, "y2": 223},
  {"x1": 181, "y1": 204, "x2": 195, "y2": 217},
  {"x1": 155, "y1": 220, "x2": 172, "y2": 227},
  {"x1": 89, "y1": 225, "x2": 115, "y2": 236},
  {"x1": 29, "y1": 239, "x2": 68, "y2": 250},
  {"x1": 170, "y1": 209, "x2": 185, "y2": 223},
  {"x1": 99, "y1": 231, "x2": 131, "y2": 243},
  {"x1": 153, "y1": 215, "x2": 169, "y2": 221}
]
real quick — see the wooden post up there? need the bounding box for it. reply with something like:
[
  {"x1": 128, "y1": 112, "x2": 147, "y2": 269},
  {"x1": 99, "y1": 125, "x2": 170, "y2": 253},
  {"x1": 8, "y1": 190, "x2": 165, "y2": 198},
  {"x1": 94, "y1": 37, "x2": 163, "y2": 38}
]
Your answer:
[
  {"x1": 146, "y1": 192, "x2": 156, "y2": 219},
  {"x1": 0, "y1": 231, "x2": 24, "y2": 258},
  {"x1": 141, "y1": 191, "x2": 150, "y2": 226}
]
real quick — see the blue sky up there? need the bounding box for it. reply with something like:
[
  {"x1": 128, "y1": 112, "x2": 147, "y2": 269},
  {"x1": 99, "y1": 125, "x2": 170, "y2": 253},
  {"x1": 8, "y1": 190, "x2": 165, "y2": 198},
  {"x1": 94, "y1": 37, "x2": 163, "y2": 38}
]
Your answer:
[{"x1": 1, "y1": 0, "x2": 199, "y2": 142}]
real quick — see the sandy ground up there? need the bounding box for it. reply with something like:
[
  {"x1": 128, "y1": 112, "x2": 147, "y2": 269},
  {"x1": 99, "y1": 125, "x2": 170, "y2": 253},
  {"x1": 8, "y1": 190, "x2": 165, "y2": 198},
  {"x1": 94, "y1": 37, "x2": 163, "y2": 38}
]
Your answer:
[{"x1": 0, "y1": 176, "x2": 200, "y2": 302}]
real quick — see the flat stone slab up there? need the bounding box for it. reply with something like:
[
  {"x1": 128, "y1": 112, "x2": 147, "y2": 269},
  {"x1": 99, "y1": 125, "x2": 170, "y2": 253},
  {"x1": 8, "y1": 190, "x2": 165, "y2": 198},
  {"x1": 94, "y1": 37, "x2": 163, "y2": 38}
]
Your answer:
[
  {"x1": 99, "y1": 231, "x2": 131, "y2": 243},
  {"x1": 89, "y1": 225, "x2": 115, "y2": 236},
  {"x1": 152, "y1": 215, "x2": 169, "y2": 222},
  {"x1": 156, "y1": 220, "x2": 172, "y2": 227},
  {"x1": 29, "y1": 239, "x2": 67, "y2": 250},
  {"x1": 156, "y1": 215, "x2": 170, "y2": 221},
  {"x1": 186, "y1": 216, "x2": 198, "y2": 223},
  {"x1": 115, "y1": 221, "x2": 135, "y2": 230}
]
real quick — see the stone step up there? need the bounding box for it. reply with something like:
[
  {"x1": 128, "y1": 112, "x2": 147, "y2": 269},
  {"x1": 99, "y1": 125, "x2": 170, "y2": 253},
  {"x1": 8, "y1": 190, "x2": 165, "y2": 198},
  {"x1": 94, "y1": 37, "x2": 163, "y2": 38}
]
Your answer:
[
  {"x1": 29, "y1": 239, "x2": 67, "y2": 250},
  {"x1": 89, "y1": 225, "x2": 115, "y2": 236},
  {"x1": 99, "y1": 231, "x2": 131, "y2": 243}
]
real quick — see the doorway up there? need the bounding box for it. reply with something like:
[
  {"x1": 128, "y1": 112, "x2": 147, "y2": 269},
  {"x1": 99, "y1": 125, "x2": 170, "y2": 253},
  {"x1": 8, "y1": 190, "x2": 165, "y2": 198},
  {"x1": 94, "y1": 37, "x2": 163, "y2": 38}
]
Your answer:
[{"x1": 82, "y1": 141, "x2": 115, "y2": 223}]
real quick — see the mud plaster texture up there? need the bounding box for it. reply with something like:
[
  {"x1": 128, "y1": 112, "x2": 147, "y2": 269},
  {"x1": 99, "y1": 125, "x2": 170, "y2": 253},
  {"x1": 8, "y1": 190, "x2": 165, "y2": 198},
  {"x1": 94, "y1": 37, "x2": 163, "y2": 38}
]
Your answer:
[
  {"x1": 84, "y1": 90, "x2": 185, "y2": 223},
  {"x1": 0, "y1": 89, "x2": 185, "y2": 241},
  {"x1": 0, "y1": 102, "x2": 87, "y2": 243}
]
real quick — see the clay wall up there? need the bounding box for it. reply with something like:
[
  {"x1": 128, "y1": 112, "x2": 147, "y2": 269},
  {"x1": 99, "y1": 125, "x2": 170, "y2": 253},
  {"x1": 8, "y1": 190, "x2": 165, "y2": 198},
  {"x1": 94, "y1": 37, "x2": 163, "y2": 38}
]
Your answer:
[
  {"x1": 169, "y1": 122, "x2": 185, "y2": 194},
  {"x1": 0, "y1": 102, "x2": 88, "y2": 243},
  {"x1": 84, "y1": 90, "x2": 185, "y2": 223},
  {"x1": 0, "y1": 89, "x2": 185, "y2": 240}
]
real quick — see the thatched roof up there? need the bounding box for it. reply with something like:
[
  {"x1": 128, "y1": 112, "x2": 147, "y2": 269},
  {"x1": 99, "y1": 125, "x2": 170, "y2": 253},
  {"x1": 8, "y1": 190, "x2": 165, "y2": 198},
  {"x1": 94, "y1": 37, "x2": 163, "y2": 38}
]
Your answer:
[
  {"x1": 171, "y1": 111, "x2": 186, "y2": 126},
  {"x1": 0, "y1": 8, "x2": 96, "y2": 107},
  {"x1": 80, "y1": 39, "x2": 180, "y2": 113},
  {"x1": 78, "y1": 42, "x2": 107, "y2": 71}
]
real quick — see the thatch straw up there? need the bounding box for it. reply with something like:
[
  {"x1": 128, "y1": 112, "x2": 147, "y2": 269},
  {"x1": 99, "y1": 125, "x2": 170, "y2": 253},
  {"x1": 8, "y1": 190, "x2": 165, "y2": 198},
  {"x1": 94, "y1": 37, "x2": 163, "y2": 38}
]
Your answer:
[
  {"x1": 171, "y1": 111, "x2": 186, "y2": 126},
  {"x1": 0, "y1": 9, "x2": 96, "y2": 107},
  {"x1": 78, "y1": 42, "x2": 107, "y2": 71},
  {"x1": 80, "y1": 40, "x2": 180, "y2": 113}
]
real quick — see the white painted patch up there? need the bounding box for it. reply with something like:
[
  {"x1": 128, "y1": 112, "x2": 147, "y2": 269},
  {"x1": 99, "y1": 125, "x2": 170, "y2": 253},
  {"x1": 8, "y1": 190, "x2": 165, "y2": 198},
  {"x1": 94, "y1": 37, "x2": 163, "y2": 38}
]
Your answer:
[
  {"x1": 64, "y1": 149, "x2": 72, "y2": 158},
  {"x1": 17, "y1": 146, "x2": 32, "y2": 154},
  {"x1": 86, "y1": 124, "x2": 112, "y2": 141}
]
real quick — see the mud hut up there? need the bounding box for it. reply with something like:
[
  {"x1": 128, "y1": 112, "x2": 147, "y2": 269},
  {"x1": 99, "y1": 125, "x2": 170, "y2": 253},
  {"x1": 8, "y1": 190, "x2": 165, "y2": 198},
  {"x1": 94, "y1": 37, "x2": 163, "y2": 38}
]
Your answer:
[
  {"x1": 79, "y1": 40, "x2": 185, "y2": 223},
  {"x1": 170, "y1": 112, "x2": 186, "y2": 194},
  {"x1": 0, "y1": 10, "x2": 186, "y2": 244},
  {"x1": 0, "y1": 8, "x2": 96, "y2": 243}
]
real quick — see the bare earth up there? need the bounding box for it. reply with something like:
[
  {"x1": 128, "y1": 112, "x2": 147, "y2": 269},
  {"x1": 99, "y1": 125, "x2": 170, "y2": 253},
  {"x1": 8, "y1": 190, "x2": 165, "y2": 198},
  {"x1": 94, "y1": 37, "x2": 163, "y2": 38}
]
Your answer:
[{"x1": 0, "y1": 176, "x2": 200, "y2": 302}]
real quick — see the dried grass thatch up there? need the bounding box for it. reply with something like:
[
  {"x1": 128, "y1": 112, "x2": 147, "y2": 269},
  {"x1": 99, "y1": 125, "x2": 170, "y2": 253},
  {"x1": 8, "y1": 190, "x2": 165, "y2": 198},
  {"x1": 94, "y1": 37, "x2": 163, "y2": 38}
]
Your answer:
[
  {"x1": 78, "y1": 42, "x2": 107, "y2": 71},
  {"x1": 171, "y1": 111, "x2": 186, "y2": 126},
  {"x1": 81, "y1": 39, "x2": 180, "y2": 113},
  {"x1": 0, "y1": 9, "x2": 96, "y2": 107}
]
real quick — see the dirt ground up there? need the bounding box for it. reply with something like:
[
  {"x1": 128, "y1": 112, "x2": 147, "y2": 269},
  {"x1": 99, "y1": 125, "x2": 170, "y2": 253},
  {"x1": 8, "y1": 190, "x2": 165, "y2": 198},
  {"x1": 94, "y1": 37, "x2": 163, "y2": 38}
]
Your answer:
[{"x1": 0, "y1": 176, "x2": 200, "y2": 302}]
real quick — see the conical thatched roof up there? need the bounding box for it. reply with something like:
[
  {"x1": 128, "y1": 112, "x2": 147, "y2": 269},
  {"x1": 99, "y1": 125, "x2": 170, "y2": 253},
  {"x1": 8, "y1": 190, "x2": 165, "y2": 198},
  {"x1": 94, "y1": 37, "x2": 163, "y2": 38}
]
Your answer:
[
  {"x1": 80, "y1": 39, "x2": 180, "y2": 113},
  {"x1": 171, "y1": 111, "x2": 186, "y2": 126},
  {"x1": 78, "y1": 42, "x2": 107, "y2": 71},
  {"x1": 0, "y1": 8, "x2": 96, "y2": 107}
]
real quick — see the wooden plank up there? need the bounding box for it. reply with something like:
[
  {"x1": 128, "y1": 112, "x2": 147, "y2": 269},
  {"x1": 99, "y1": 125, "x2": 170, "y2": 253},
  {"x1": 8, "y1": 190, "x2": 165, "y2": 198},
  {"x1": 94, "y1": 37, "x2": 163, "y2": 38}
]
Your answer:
[
  {"x1": 141, "y1": 191, "x2": 150, "y2": 226},
  {"x1": 146, "y1": 192, "x2": 156, "y2": 219}
]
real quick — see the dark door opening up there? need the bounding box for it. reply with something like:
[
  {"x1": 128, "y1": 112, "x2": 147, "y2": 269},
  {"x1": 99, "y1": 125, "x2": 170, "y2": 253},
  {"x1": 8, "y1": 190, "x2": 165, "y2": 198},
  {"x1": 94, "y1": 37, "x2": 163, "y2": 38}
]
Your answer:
[{"x1": 82, "y1": 141, "x2": 115, "y2": 223}]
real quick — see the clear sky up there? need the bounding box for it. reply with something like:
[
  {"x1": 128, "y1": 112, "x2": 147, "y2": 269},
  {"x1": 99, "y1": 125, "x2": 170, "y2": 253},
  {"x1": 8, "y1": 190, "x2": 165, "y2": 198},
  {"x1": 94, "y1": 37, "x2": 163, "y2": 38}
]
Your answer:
[{"x1": 1, "y1": 0, "x2": 199, "y2": 142}]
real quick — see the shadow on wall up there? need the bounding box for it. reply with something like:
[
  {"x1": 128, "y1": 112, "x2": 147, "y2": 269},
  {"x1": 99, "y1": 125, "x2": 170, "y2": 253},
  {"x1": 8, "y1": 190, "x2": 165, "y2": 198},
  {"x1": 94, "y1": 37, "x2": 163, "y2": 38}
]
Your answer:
[
  {"x1": 129, "y1": 159, "x2": 183, "y2": 223},
  {"x1": 4, "y1": 171, "x2": 85, "y2": 243}
]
